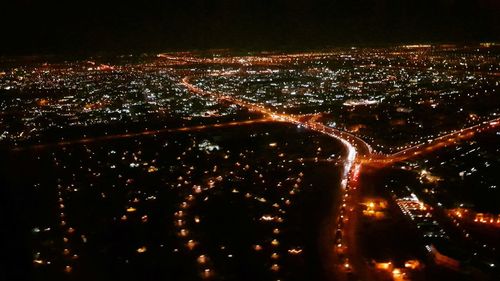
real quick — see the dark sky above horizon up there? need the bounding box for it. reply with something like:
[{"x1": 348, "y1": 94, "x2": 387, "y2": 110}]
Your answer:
[{"x1": 3, "y1": 0, "x2": 500, "y2": 55}]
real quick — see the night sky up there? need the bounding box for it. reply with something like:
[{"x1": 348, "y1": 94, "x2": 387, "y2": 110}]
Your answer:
[{"x1": 2, "y1": 0, "x2": 500, "y2": 55}]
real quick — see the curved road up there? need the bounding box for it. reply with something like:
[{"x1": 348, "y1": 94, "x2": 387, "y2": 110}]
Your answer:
[{"x1": 172, "y1": 53, "x2": 500, "y2": 281}]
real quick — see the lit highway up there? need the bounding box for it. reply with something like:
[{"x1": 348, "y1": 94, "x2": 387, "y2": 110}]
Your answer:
[
  {"x1": 3, "y1": 46, "x2": 498, "y2": 281},
  {"x1": 174, "y1": 53, "x2": 500, "y2": 280},
  {"x1": 13, "y1": 118, "x2": 274, "y2": 151},
  {"x1": 365, "y1": 118, "x2": 500, "y2": 166}
]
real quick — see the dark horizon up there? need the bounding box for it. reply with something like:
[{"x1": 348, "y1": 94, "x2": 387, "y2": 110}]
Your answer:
[{"x1": 3, "y1": 0, "x2": 500, "y2": 56}]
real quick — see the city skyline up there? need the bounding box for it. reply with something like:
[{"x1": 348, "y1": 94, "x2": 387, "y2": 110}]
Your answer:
[{"x1": 2, "y1": 46, "x2": 500, "y2": 281}]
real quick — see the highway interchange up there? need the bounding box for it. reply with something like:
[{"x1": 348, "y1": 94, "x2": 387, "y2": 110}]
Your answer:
[
  {"x1": 173, "y1": 53, "x2": 500, "y2": 280},
  {"x1": 4, "y1": 48, "x2": 497, "y2": 281}
]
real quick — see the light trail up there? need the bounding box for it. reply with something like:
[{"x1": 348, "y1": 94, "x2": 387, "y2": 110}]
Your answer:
[
  {"x1": 173, "y1": 53, "x2": 500, "y2": 280},
  {"x1": 180, "y1": 65, "x2": 371, "y2": 281},
  {"x1": 364, "y1": 117, "x2": 500, "y2": 166}
]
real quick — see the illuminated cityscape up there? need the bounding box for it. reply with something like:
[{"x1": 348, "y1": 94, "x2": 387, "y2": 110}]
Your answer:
[
  {"x1": 2, "y1": 44, "x2": 499, "y2": 281},
  {"x1": 2, "y1": 1, "x2": 500, "y2": 281}
]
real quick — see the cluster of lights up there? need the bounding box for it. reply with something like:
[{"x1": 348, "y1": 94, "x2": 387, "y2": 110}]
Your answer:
[
  {"x1": 396, "y1": 194, "x2": 448, "y2": 239},
  {"x1": 449, "y1": 208, "x2": 500, "y2": 227}
]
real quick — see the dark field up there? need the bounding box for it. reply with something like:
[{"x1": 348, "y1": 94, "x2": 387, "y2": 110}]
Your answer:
[{"x1": 3, "y1": 122, "x2": 345, "y2": 281}]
